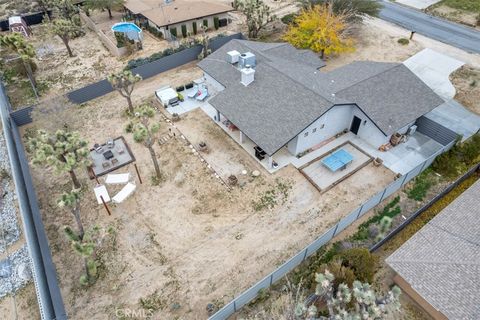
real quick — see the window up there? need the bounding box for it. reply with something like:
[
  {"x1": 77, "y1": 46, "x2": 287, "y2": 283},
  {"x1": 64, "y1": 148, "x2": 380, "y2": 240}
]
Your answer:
[
  {"x1": 304, "y1": 132, "x2": 309, "y2": 137},
  {"x1": 312, "y1": 128, "x2": 317, "y2": 133}
]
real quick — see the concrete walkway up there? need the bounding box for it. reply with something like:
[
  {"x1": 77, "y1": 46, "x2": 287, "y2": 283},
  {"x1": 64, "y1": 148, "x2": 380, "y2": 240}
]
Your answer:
[
  {"x1": 426, "y1": 100, "x2": 480, "y2": 141},
  {"x1": 403, "y1": 49, "x2": 464, "y2": 100}
]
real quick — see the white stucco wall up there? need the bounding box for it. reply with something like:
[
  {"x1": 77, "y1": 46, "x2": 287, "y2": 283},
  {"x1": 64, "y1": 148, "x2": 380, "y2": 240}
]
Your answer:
[
  {"x1": 288, "y1": 105, "x2": 388, "y2": 155},
  {"x1": 159, "y1": 13, "x2": 230, "y2": 39},
  {"x1": 351, "y1": 108, "x2": 389, "y2": 148}
]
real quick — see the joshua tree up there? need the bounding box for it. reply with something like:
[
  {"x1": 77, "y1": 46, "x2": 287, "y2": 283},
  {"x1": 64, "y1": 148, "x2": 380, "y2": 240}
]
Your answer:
[
  {"x1": 197, "y1": 25, "x2": 211, "y2": 60},
  {"x1": 85, "y1": 0, "x2": 125, "y2": 19},
  {"x1": 27, "y1": 129, "x2": 90, "y2": 188},
  {"x1": 46, "y1": 17, "x2": 84, "y2": 57},
  {"x1": 58, "y1": 189, "x2": 85, "y2": 239},
  {"x1": 64, "y1": 225, "x2": 112, "y2": 286},
  {"x1": 127, "y1": 104, "x2": 162, "y2": 180},
  {"x1": 108, "y1": 70, "x2": 142, "y2": 114},
  {"x1": 0, "y1": 33, "x2": 38, "y2": 96},
  {"x1": 295, "y1": 270, "x2": 401, "y2": 319},
  {"x1": 235, "y1": 0, "x2": 276, "y2": 38},
  {"x1": 50, "y1": 0, "x2": 80, "y2": 22}
]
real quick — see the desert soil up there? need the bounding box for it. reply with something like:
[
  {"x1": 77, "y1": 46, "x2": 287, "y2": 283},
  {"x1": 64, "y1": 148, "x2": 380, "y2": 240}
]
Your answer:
[
  {"x1": 3, "y1": 3, "x2": 480, "y2": 319},
  {"x1": 427, "y1": 4, "x2": 480, "y2": 29},
  {"x1": 450, "y1": 65, "x2": 480, "y2": 115},
  {"x1": 14, "y1": 58, "x2": 395, "y2": 320}
]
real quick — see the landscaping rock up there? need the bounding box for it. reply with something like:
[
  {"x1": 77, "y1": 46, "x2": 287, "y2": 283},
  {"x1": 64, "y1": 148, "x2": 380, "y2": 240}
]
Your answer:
[
  {"x1": 0, "y1": 260, "x2": 12, "y2": 278},
  {"x1": 0, "y1": 246, "x2": 31, "y2": 298},
  {"x1": 16, "y1": 263, "x2": 32, "y2": 281},
  {"x1": 252, "y1": 170, "x2": 260, "y2": 177}
]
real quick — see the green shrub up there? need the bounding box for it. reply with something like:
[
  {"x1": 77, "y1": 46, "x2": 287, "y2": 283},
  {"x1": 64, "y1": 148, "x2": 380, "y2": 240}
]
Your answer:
[
  {"x1": 203, "y1": 19, "x2": 208, "y2": 29},
  {"x1": 317, "y1": 260, "x2": 356, "y2": 291},
  {"x1": 147, "y1": 25, "x2": 163, "y2": 39},
  {"x1": 432, "y1": 134, "x2": 480, "y2": 178},
  {"x1": 181, "y1": 24, "x2": 187, "y2": 38},
  {"x1": 124, "y1": 41, "x2": 198, "y2": 70},
  {"x1": 407, "y1": 170, "x2": 433, "y2": 201},
  {"x1": 334, "y1": 248, "x2": 378, "y2": 283},
  {"x1": 170, "y1": 27, "x2": 177, "y2": 38},
  {"x1": 192, "y1": 21, "x2": 198, "y2": 35},
  {"x1": 281, "y1": 13, "x2": 297, "y2": 25},
  {"x1": 214, "y1": 17, "x2": 219, "y2": 30},
  {"x1": 397, "y1": 38, "x2": 409, "y2": 45},
  {"x1": 351, "y1": 196, "x2": 401, "y2": 242}
]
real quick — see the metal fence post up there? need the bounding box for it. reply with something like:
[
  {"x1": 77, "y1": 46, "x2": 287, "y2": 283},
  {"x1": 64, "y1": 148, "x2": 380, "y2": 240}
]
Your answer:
[
  {"x1": 303, "y1": 248, "x2": 308, "y2": 260},
  {"x1": 356, "y1": 204, "x2": 364, "y2": 219},
  {"x1": 378, "y1": 187, "x2": 387, "y2": 204},
  {"x1": 332, "y1": 222, "x2": 340, "y2": 237}
]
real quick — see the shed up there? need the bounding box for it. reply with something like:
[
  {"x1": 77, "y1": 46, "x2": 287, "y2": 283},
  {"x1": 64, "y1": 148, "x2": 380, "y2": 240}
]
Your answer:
[{"x1": 8, "y1": 16, "x2": 31, "y2": 37}]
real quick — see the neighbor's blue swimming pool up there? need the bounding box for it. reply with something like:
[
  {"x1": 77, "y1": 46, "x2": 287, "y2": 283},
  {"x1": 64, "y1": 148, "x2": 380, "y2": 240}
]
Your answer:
[{"x1": 111, "y1": 22, "x2": 142, "y2": 33}]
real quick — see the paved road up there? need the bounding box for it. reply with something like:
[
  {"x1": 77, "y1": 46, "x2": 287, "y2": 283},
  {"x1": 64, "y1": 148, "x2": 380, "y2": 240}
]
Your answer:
[{"x1": 379, "y1": 1, "x2": 480, "y2": 54}]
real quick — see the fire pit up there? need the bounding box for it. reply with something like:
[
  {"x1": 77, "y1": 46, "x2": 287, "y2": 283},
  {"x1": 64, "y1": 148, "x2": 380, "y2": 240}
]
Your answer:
[{"x1": 103, "y1": 150, "x2": 114, "y2": 160}]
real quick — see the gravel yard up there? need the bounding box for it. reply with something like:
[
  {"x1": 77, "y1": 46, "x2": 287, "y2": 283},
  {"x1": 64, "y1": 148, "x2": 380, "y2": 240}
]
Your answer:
[{"x1": 0, "y1": 131, "x2": 36, "y2": 317}]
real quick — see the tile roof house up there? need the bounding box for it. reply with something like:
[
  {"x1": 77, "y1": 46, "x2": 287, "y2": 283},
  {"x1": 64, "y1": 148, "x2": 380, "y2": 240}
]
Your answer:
[
  {"x1": 386, "y1": 179, "x2": 480, "y2": 320},
  {"x1": 124, "y1": 0, "x2": 233, "y2": 40},
  {"x1": 197, "y1": 39, "x2": 444, "y2": 167}
]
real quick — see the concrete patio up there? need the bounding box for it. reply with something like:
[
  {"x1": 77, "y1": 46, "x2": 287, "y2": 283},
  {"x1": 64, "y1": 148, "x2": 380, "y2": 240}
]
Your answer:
[
  {"x1": 200, "y1": 103, "x2": 443, "y2": 175},
  {"x1": 166, "y1": 87, "x2": 207, "y2": 115},
  {"x1": 425, "y1": 99, "x2": 480, "y2": 141},
  {"x1": 301, "y1": 143, "x2": 372, "y2": 192}
]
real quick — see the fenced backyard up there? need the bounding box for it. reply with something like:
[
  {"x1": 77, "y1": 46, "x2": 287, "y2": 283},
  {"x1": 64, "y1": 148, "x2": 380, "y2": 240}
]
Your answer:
[
  {"x1": 9, "y1": 33, "x2": 244, "y2": 126},
  {"x1": 209, "y1": 138, "x2": 456, "y2": 320}
]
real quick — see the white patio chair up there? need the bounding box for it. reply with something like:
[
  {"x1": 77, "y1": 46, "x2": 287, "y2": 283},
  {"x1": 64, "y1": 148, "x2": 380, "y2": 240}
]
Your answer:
[
  {"x1": 94, "y1": 185, "x2": 111, "y2": 204},
  {"x1": 105, "y1": 173, "x2": 130, "y2": 184},
  {"x1": 112, "y1": 182, "x2": 136, "y2": 204}
]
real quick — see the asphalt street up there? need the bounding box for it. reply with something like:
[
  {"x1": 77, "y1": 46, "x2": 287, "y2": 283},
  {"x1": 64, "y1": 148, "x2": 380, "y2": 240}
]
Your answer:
[{"x1": 379, "y1": 1, "x2": 480, "y2": 54}]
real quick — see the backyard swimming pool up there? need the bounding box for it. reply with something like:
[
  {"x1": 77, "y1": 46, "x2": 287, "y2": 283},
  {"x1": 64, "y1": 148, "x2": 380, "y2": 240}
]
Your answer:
[{"x1": 111, "y1": 22, "x2": 143, "y2": 41}]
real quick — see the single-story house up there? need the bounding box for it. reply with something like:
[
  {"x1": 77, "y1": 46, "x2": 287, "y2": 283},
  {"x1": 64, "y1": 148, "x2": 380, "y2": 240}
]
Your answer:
[
  {"x1": 124, "y1": 0, "x2": 233, "y2": 40},
  {"x1": 386, "y1": 179, "x2": 480, "y2": 320},
  {"x1": 197, "y1": 39, "x2": 445, "y2": 168}
]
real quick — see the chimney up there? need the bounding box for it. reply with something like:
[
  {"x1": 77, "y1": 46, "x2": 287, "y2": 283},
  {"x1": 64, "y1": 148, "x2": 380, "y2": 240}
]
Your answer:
[{"x1": 241, "y1": 66, "x2": 255, "y2": 86}]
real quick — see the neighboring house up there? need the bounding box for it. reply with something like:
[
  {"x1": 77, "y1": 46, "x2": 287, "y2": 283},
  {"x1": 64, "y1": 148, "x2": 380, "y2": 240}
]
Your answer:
[
  {"x1": 386, "y1": 179, "x2": 480, "y2": 320},
  {"x1": 198, "y1": 39, "x2": 445, "y2": 168},
  {"x1": 123, "y1": 0, "x2": 233, "y2": 40}
]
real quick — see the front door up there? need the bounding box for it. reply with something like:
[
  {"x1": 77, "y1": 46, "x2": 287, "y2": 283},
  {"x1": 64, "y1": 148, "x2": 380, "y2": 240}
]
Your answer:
[{"x1": 350, "y1": 116, "x2": 361, "y2": 135}]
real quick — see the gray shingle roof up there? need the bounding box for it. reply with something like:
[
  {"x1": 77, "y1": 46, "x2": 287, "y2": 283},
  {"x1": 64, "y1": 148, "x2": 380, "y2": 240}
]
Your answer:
[
  {"x1": 386, "y1": 180, "x2": 480, "y2": 320},
  {"x1": 198, "y1": 40, "x2": 444, "y2": 155}
]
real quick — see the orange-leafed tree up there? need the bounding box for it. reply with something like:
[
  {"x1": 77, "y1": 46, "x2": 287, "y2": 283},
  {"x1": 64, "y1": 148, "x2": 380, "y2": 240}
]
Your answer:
[{"x1": 283, "y1": 5, "x2": 355, "y2": 59}]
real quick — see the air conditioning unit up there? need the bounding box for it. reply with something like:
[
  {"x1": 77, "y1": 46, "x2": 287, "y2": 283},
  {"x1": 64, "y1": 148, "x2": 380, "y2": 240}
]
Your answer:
[
  {"x1": 239, "y1": 52, "x2": 256, "y2": 69},
  {"x1": 226, "y1": 50, "x2": 240, "y2": 64},
  {"x1": 407, "y1": 125, "x2": 417, "y2": 136}
]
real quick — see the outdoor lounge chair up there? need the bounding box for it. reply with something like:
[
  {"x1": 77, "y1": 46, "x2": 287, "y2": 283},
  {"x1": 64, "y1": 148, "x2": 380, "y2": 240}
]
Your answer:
[
  {"x1": 112, "y1": 182, "x2": 136, "y2": 204},
  {"x1": 195, "y1": 87, "x2": 209, "y2": 101},
  {"x1": 94, "y1": 184, "x2": 111, "y2": 204},
  {"x1": 105, "y1": 173, "x2": 130, "y2": 185},
  {"x1": 187, "y1": 85, "x2": 199, "y2": 99}
]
